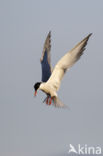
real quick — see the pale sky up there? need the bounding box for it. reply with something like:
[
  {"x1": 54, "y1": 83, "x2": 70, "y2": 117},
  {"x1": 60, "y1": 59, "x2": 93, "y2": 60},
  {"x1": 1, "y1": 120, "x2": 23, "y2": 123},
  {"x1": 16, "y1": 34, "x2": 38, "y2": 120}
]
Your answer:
[{"x1": 0, "y1": 0, "x2": 103, "y2": 156}]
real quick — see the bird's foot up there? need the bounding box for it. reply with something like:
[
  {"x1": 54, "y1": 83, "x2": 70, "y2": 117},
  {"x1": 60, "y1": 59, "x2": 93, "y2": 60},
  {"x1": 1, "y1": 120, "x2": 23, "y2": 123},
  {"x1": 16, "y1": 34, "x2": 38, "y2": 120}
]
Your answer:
[
  {"x1": 45, "y1": 96, "x2": 54, "y2": 105},
  {"x1": 49, "y1": 97, "x2": 52, "y2": 105},
  {"x1": 46, "y1": 97, "x2": 49, "y2": 104}
]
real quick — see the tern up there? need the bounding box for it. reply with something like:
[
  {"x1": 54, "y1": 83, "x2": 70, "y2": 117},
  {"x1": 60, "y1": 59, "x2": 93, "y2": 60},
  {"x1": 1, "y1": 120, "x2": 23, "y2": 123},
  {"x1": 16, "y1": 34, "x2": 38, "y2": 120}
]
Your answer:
[{"x1": 34, "y1": 32, "x2": 92, "y2": 107}]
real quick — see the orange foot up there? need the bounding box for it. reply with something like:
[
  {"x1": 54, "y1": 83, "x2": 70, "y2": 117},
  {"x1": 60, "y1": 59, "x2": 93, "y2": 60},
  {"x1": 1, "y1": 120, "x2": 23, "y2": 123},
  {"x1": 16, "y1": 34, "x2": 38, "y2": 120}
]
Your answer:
[{"x1": 49, "y1": 97, "x2": 52, "y2": 105}]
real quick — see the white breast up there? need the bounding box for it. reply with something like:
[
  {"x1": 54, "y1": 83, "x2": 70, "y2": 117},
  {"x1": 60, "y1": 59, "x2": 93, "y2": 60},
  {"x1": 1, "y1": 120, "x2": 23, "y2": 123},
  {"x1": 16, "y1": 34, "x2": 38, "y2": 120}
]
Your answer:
[{"x1": 39, "y1": 83, "x2": 57, "y2": 97}]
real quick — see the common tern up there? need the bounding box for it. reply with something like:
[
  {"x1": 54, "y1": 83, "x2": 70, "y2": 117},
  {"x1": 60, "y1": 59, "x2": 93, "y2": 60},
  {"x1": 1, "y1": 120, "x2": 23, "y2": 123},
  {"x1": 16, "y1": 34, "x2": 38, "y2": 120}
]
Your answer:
[{"x1": 34, "y1": 32, "x2": 92, "y2": 107}]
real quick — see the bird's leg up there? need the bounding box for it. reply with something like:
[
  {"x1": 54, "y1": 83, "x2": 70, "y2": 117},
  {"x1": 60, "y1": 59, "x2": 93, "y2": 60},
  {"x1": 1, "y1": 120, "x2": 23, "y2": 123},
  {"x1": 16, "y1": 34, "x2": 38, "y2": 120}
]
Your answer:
[
  {"x1": 49, "y1": 97, "x2": 52, "y2": 105},
  {"x1": 43, "y1": 97, "x2": 47, "y2": 103},
  {"x1": 46, "y1": 96, "x2": 49, "y2": 104}
]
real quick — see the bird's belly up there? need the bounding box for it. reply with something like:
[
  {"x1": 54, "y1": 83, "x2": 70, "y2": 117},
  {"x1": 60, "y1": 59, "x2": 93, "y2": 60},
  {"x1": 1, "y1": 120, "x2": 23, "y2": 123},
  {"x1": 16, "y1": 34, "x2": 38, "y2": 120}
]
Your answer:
[
  {"x1": 40, "y1": 85, "x2": 56, "y2": 97},
  {"x1": 40, "y1": 87, "x2": 50, "y2": 95}
]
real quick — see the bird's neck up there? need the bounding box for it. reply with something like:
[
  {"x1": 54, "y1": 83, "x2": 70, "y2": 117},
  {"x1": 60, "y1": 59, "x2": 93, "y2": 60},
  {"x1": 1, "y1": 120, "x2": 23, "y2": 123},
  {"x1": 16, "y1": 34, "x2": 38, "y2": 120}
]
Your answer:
[{"x1": 39, "y1": 82, "x2": 46, "y2": 90}]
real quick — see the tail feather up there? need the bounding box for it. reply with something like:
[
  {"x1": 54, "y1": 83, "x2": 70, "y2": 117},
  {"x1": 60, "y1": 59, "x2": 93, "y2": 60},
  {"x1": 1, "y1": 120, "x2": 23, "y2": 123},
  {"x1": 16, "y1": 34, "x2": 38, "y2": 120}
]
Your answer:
[{"x1": 53, "y1": 97, "x2": 68, "y2": 108}]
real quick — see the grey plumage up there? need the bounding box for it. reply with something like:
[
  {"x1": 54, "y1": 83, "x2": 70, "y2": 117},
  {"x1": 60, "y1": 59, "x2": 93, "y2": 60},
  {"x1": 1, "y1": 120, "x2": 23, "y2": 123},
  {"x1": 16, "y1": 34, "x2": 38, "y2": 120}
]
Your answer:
[{"x1": 40, "y1": 31, "x2": 51, "y2": 66}]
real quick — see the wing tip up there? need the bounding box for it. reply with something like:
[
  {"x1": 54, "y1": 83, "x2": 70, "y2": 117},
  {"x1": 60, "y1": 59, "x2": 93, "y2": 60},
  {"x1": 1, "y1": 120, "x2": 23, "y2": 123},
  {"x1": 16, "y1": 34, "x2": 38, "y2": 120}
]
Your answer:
[
  {"x1": 83, "y1": 33, "x2": 92, "y2": 42},
  {"x1": 40, "y1": 31, "x2": 52, "y2": 62},
  {"x1": 49, "y1": 30, "x2": 51, "y2": 35},
  {"x1": 87, "y1": 33, "x2": 92, "y2": 38},
  {"x1": 47, "y1": 31, "x2": 51, "y2": 38}
]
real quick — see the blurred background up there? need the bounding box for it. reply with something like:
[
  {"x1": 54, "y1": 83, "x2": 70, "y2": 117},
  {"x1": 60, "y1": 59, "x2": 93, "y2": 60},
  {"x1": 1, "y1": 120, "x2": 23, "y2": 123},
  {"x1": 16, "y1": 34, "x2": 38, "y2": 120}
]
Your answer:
[{"x1": 0, "y1": 0, "x2": 103, "y2": 156}]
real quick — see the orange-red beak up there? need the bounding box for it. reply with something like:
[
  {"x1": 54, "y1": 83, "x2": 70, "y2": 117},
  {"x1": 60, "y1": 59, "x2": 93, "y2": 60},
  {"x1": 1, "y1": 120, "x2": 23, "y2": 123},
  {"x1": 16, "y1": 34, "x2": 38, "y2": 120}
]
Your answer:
[{"x1": 34, "y1": 90, "x2": 37, "y2": 96}]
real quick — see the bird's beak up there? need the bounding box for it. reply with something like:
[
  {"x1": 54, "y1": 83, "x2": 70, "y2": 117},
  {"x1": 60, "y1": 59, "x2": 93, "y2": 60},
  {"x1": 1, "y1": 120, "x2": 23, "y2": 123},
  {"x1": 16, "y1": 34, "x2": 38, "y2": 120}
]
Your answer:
[{"x1": 34, "y1": 90, "x2": 37, "y2": 96}]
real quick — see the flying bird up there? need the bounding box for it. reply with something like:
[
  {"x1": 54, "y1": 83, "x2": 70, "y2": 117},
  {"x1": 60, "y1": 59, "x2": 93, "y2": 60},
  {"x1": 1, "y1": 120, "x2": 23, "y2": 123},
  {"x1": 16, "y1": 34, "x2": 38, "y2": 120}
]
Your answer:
[{"x1": 34, "y1": 32, "x2": 92, "y2": 107}]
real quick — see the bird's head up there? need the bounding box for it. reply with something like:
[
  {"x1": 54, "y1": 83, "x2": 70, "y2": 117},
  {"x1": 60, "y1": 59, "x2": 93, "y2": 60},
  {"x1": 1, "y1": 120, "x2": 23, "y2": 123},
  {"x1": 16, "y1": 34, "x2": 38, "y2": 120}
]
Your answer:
[{"x1": 33, "y1": 82, "x2": 41, "y2": 96}]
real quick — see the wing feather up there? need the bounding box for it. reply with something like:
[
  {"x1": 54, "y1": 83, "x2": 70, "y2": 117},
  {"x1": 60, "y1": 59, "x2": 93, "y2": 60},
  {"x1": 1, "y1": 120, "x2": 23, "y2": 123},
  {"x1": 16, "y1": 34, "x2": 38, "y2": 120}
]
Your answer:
[
  {"x1": 40, "y1": 31, "x2": 52, "y2": 82},
  {"x1": 47, "y1": 33, "x2": 92, "y2": 91}
]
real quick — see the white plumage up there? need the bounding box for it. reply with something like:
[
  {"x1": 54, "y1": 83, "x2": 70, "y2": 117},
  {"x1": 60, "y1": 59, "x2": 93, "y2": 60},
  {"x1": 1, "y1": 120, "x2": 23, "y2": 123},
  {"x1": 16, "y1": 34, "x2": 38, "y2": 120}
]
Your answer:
[{"x1": 39, "y1": 33, "x2": 92, "y2": 107}]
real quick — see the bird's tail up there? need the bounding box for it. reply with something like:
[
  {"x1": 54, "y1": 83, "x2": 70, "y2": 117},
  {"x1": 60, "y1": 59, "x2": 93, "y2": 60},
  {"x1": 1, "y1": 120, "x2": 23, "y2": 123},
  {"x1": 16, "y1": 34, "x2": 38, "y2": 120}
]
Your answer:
[{"x1": 53, "y1": 97, "x2": 68, "y2": 108}]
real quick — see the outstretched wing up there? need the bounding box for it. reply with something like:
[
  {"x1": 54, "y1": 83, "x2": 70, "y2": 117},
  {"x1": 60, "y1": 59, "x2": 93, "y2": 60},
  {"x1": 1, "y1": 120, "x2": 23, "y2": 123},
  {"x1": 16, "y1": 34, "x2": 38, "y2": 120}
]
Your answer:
[
  {"x1": 40, "y1": 31, "x2": 52, "y2": 82},
  {"x1": 47, "y1": 33, "x2": 92, "y2": 91}
]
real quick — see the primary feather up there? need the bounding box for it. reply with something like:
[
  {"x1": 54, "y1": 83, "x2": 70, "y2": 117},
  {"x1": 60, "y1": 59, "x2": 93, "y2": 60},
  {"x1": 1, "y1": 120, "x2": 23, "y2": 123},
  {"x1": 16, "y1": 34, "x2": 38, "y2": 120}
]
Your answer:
[{"x1": 40, "y1": 31, "x2": 52, "y2": 82}]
